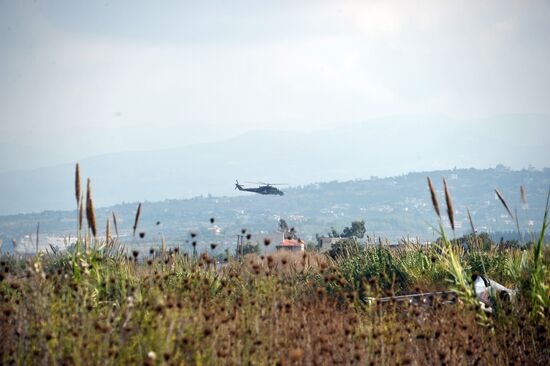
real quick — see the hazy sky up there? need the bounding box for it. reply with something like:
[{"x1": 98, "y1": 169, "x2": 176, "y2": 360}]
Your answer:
[{"x1": 1, "y1": 0, "x2": 549, "y2": 171}]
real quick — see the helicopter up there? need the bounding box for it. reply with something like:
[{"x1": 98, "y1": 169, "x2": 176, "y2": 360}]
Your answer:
[{"x1": 235, "y1": 180, "x2": 285, "y2": 196}]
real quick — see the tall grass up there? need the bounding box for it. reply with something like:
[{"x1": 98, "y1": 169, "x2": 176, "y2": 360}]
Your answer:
[
  {"x1": 530, "y1": 190, "x2": 549, "y2": 319},
  {"x1": 1, "y1": 243, "x2": 548, "y2": 365}
]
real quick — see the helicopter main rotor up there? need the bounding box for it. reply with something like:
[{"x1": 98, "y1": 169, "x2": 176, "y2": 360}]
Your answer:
[{"x1": 244, "y1": 181, "x2": 288, "y2": 186}]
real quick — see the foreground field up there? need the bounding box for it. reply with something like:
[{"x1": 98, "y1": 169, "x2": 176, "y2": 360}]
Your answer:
[
  {"x1": 1, "y1": 170, "x2": 548, "y2": 364},
  {"x1": 0, "y1": 240, "x2": 548, "y2": 365}
]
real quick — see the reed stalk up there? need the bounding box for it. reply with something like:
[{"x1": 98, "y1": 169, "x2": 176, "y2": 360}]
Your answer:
[
  {"x1": 495, "y1": 189, "x2": 523, "y2": 245},
  {"x1": 85, "y1": 230, "x2": 90, "y2": 256},
  {"x1": 520, "y1": 185, "x2": 527, "y2": 206},
  {"x1": 162, "y1": 235, "x2": 167, "y2": 264},
  {"x1": 530, "y1": 189, "x2": 549, "y2": 320},
  {"x1": 112, "y1": 211, "x2": 119, "y2": 238},
  {"x1": 75, "y1": 163, "x2": 81, "y2": 206},
  {"x1": 75, "y1": 163, "x2": 82, "y2": 248},
  {"x1": 85, "y1": 178, "x2": 97, "y2": 238},
  {"x1": 79, "y1": 194, "x2": 84, "y2": 232},
  {"x1": 427, "y1": 177, "x2": 441, "y2": 218},
  {"x1": 443, "y1": 177, "x2": 455, "y2": 231},
  {"x1": 133, "y1": 203, "x2": 142, "y2": 237},
  {"x1": 35, "y1": 222, "x2": 40, "y2": 255},
  {"x1": 495, "y1": 189, "x2": 514, "y2": 220},
  {"x1": 106, "y1": 219, "x2": 111, "y2": 246}
]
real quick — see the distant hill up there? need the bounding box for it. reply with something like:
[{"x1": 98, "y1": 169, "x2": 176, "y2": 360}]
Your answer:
[
  {"x1": 0, "y1": 114, "x2": 549, "y2": 215},
  {"x1": 1, "y1": 167, "x2": 549, "y2": 254}
]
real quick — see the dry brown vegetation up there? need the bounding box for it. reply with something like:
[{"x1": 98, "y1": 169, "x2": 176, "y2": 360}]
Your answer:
[
  {"x1": 0, "y1": 170, "x2": 548, "y2": 365},
  {"x1": 0, "y1": 243, "x2": 548, "y2": 365}
]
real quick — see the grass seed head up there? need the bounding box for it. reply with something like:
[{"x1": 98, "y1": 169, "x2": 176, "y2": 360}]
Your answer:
[
  {"x1": 495, "y1": 189, "x2": 514, "y2": 220},
  {"x1": 75, "y1": 163, "x2": 81, "y2": 206},
  {"x1": 520, "y1": 185, "x2": 528, "y2": 206},
  {"x1": 133, "y1": 203, "x2": 142, "y2": 237},
  {"x1": 467, "y1": 208, "x2": 476, "y2": 235},
  {"x1": 443, "y1": 177, "x2": 455, "y2": 230},
  {"x1": 112, "y1": 211, "x2": 119, "y2": 237},
  {"x1": 427, "y1": 177, "x2": 441, "y2": 218},
  {"x1": 105, "y1": 219, "x2": 110, "y2": 243},
  {"x1": 85, "y1": 178, "x2": 97, "y2": 237},
  {"x1": 78, "y1": 194, "x2": 84, "y2": 231}
]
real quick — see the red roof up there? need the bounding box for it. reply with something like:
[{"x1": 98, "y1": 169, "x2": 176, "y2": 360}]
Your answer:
[{"x1": 277, "y1": 239, "x2": 304, "y2": 247}]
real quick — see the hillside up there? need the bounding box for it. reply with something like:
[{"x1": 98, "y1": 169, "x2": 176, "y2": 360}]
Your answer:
[
  {"x1": 1, "y1": 167, "x2": 549, "y2": 254},
  {"x1": 0, "y1": 114, "x2": 549, "y2": 215}
]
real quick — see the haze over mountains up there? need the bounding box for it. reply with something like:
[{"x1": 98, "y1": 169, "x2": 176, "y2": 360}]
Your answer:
[{"x1": 0, "y1": 114, "x2": 549, "y2": 215}]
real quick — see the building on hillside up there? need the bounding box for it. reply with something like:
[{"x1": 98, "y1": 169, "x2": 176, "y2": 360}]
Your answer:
[{"x1": 276, "y1": 239, "x2": 305, "y2": 252}]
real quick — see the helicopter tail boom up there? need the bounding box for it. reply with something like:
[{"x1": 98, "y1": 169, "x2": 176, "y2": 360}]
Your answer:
[{"x1": 235, "y1": 180, "x2": 244, "y2": 191}]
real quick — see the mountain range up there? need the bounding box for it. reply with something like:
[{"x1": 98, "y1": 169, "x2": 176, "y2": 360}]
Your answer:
[{"x1": 0, "y1": 114, "x2": 549, "y2": 215}]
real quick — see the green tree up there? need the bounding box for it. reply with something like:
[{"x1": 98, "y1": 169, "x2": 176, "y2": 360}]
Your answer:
[
  {"x1": 342, "y1": 220, "x2": 366, "y2": 239},
  {"x1": 328, "y1": 237, "x2": 362, "y2": 259},
  {"x1": 278, "y1": 219, "x2": 289, "y2": 233},
  {"x1": 329, "y1": 227, "x2": 340, "y2": 238},
  {"x1": 279, "y1": 218, "x2": 298, "y2": 239},
  {"x1": 239, "y1": 242, "x2": 260, "y2": 256}
]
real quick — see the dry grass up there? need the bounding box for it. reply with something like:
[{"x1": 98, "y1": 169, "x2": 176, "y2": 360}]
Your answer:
[
  {"x1": 0, "y1": 243, "x2": 548, "y2": 365},
  {"x1": 0, "y1": 169, "x2": 547, "y2": 365}
]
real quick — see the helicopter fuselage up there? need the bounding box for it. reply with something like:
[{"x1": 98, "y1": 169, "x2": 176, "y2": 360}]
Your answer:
[{"x1": 235, "y1": 182, "x2": 284, "y2": 196}]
